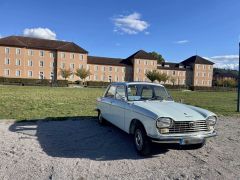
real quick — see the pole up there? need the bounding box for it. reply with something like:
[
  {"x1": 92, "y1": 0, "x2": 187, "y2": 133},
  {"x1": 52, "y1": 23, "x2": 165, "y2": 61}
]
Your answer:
[{"x1": 237, "y1": 42, "x2": 240, "y2": 112}]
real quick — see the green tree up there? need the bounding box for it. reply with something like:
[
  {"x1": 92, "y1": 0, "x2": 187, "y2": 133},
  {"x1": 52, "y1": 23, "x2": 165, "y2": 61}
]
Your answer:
[
  {"x1": 156, "y1": 73, "x2": 169, "y2": 84},
  {"x1": 150, "y1": 51, "x2": 165, "y2": 64},
  {"x1": 75, "y1": 68, "x2": 91, "y2": 84},
  {"x1": 145, "y1": 70, "x2": 159, "y2": 82},
  {"x1": 59, "y1": 68, "x2": 72, "y2": 80}
]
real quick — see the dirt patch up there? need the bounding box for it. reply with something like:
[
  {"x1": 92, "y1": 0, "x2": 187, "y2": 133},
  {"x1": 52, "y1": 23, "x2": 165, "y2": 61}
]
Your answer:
[{"x1": 0, "y1": 116, "x2": 240, "y2": 179}]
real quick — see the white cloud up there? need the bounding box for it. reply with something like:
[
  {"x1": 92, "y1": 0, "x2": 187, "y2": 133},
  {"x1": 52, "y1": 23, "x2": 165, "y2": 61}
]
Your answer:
[
  {"x1": 174, "y1": 40, "x2": 189, "y2": 44},
  {"x1": 206, "y1": 55, "x2": 239, "y2": 70},
  {"x1": 23, "y1": 27, "x2": 57, "y2": 40},
  {"x1": 113, "y1": 12, "x2": 149, "y2": 35}
]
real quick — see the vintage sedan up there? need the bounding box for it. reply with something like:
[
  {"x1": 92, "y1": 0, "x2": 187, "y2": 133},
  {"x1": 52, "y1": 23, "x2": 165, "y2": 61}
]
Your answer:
[{"x1": 96, "y1": 82, "x2": 217, "y2": 155}]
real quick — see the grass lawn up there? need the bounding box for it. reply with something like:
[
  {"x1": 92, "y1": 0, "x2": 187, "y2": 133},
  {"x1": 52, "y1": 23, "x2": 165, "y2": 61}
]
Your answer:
[{"x1": 0, "y1": 85, "x2": 238, "y2": 120}]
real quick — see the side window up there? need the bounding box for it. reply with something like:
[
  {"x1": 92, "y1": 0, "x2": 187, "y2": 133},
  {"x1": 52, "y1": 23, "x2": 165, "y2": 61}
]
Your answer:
[
  {"x1": 141, "y1": 86, "x2": 153, "y2": 99},
  {"x1": 105, "y1": 85, "x2": 116, "y2": 98},
  {"x1": 116, "y1": 86, "x2": 126, "y2": 100},
  {"x1": 127, "y1": 85, "x2": 140, "y2": 101}
]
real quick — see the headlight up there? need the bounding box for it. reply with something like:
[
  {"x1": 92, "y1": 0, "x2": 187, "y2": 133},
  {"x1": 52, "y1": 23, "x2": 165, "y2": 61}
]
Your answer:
[
  {"x1": 206, "y1": 116, "x2": 217, "y2": 126},
  {"x1": 156, "y1": 117, "x2": 173, "y2": 128}
]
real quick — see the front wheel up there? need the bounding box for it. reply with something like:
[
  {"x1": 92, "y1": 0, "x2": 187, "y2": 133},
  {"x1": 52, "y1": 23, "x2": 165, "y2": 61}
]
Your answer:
[{"x1": 134, "y1": 124, "x2": 151, "y2": 156}]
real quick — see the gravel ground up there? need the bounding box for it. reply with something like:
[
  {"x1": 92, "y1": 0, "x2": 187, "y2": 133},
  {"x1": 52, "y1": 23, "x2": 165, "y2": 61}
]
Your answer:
[{"x1": 0, "y1": 116, "x2": 240, "y2": 180}]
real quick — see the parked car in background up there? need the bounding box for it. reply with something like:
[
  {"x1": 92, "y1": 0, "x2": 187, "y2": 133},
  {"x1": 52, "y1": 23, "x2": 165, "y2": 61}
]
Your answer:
[{"x1": 96, "y1": 82, "x2": 217, "y2": 155}]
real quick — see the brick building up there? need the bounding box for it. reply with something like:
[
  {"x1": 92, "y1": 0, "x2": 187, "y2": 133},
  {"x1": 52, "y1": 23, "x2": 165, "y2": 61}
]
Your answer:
[{"x1": 0, "y1": 36, "x2": 214, "y2": 87}]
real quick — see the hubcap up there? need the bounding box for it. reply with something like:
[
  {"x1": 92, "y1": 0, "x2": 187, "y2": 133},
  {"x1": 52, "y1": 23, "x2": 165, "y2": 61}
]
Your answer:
[{"x1": 135, "y1": 129, "x2": 143, "y2": 150}]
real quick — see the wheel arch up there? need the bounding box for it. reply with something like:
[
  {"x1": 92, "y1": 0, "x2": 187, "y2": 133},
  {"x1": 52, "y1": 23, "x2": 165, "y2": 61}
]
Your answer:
[{"x1": 129, "y1": 119, "x2": 146, "y2": 134}]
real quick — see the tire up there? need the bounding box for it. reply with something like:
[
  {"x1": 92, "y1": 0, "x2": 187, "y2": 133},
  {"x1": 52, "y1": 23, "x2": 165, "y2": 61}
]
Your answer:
[
  {"x1": 98, "y1": 110, "x2": 106, "y2": 125},
  {"x1": 134, "y1": 123, "x2": 151, "y2": 156}
]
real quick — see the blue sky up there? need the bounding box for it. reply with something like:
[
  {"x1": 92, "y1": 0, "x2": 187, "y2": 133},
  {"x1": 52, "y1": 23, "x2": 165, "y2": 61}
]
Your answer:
[{"x1": 0, "y1": 0, "x2": 240, "y2": 69}]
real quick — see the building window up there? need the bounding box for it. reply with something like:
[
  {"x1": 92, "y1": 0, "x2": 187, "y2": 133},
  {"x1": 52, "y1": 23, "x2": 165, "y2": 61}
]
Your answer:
[
  {"x1": 16, "y1": 70, "x2": 21, "y2": 77},
  {"x1": 109, "y1": 76, "x2": 112, "y2": 82},
  {"x1": 39, "y1": 72, "x2": 44, "y2": 79},
  {"x1": 39, "y1": 61, "x2": 44, "y2": 67},
  {"x1": 70, "y1": 63, "x2": 75, "y2": 69},
  {"x1": 70, "y1": 53, "x2": 75, "y2": 59},
  {"x1": 79, "y1": 64, "x2": 83, "y2": 69},
  {"x1": 203, "y1": 65, "x2": 206, "y2": 70},
  {"x1": 28, "y1": 49, "x2": 34, "y2": 56},
  {"x1": 4, "y1": 69, "x2": 10, "y2": 76},
  {"x1": 16, "y1": 48, "x2": 21, "y2": 55},
  {"x1": 61, "y1": 63, "x2": 65, "y2": 69},
  {"x1": 28, "y1": 71, "x2": 33, "y2": 77},
  {"x1": 115, "y1": 76, "x2": 119, "y2": 82},
  {"x1": 94, "y1": 65, "x2": 98, "y2": 71},
  {"x1": 28, "y1": 60, "x2": 33, "y2": 66},
  {"x1": 50, "y1": 62, "x2": 54, "y2": 68},
  {"x1": 122, "y1": 67, "x2": 125, "y2": 73},
  {"x1": 40, "y1": 50, "x2": 44, "y2": 57},
  {"x1": 16, "y1": 59, "x2": 21, "y2": 66},
  {"x1": 5, "y1": 58, "x2": 10, "y2": 65},
  {"x1": 79, "y1": 54, "x2": 83, "y2": 60},
  {"x1": 61, "y1": 52, "x2": 65, "y2": 59},
  {"x1": 5, "y1": 47, "x2": 10, "y2": 54},
  {"x1": 102, "y1": 66, "x2": 106, "y2": 72},
  {"x1": 138, "y1": 60, "x2": 140, "y2": 64},
  {"x1": 50, "y1": 52, "x2": 55, "y2": 58},
  {"x1": 145, "y1": 61, "x2": 148, "y2": 65},
  {"x1": 203, "y1": 72, "x2": 206, "y2": 77},
  {"x1": 173, "y1": 71, "x2": 176, "y2": 75},
  {"x1": 50, "y1": 72, "x2": 54, "y2": 80},
  {"x1": 94, "y1": 75, "x2": 98, "y2": 81}
]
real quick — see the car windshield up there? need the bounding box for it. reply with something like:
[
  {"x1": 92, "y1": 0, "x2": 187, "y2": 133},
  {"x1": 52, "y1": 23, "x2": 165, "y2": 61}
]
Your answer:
[{"x1": 127, "y1": 84, "x2": 173, "y2": 101}]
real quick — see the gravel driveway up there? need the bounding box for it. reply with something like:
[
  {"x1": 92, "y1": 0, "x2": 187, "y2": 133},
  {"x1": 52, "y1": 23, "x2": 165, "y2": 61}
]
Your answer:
[{"x1": 0, "y1": 116, "x2": 240, "y2": 180}]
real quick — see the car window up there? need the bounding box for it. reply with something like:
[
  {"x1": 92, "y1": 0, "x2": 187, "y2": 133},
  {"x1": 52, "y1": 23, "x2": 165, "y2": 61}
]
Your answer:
[
  {"x1": 127, "y1": 85, "x2": 141, "y2": 101},
  {"x1": 154, "y1": 86, "x2": 172, "y2": 100},
  {"x1": 115, "y1": 86, "x2": 126, "y2": 100},
  {"x1": 105, "y1": 85, "x2": 116, "y2": 98},
  {"x1": 141, "y1": 86, "x2": 153, "y2": 99}
]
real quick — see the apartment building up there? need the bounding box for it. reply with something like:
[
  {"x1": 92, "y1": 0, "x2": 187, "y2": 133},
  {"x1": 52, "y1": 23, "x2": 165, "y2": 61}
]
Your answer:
[{"x1": 0, "y1": 36, "x2": 214, "y2": 87}]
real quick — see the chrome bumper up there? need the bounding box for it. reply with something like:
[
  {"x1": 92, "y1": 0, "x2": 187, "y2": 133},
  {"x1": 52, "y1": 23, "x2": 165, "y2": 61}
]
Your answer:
[{"x1": 149, "y1": 131, "x2": 217, "y2": 145}]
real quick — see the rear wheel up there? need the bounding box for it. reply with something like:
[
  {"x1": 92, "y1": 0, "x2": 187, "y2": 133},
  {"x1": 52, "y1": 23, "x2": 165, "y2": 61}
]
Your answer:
[
  {"x1": 134, "y1": 123, "x2": 151, "y2": 156},
  {"x1": 98, "y1": 110, "x2": 106, "y2": 125}
]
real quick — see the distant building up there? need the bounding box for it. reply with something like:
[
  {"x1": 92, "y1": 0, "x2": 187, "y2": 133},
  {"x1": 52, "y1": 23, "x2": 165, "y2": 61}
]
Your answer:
[{"x1": 0, "y1": 36, "x2": 214, "y2": 87}]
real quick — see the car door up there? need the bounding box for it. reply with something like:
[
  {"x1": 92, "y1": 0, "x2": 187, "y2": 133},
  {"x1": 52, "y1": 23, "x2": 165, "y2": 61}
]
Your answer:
[
  {"x1": 100, "y1": 85, "x2": 116, "y2": 123},
  {"x1": 110, "y1": 85, "x2": 127, "y2": 130}
]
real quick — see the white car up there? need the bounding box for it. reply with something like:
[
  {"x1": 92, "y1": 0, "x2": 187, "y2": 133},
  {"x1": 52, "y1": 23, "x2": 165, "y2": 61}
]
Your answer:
[{"x1": 96, "y1": 82, "x2": 217, "y2": 155}]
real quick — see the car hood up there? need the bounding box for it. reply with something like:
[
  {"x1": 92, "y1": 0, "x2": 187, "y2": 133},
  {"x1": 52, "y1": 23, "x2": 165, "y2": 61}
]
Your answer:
[{"x1": 132, "y1": 101, "x2": 213, "y2": 121}]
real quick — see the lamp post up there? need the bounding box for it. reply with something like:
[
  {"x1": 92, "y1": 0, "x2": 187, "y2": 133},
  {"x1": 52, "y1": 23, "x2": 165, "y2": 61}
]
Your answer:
[{"x1": 237, "y1": 42, "x2": 240, "y2": 112}]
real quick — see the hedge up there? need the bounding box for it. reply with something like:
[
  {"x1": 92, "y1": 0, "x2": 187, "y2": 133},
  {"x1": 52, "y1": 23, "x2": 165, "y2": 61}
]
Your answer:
[
  {"x1": 0, "y1": 77, "x2": 68, "y2": 87},
  {"x1": 189, "y1": 85, "x2": 236, "y2": 91},
  {"x1": 86, "y1": 81, "x2": 111, "y2": 87}
]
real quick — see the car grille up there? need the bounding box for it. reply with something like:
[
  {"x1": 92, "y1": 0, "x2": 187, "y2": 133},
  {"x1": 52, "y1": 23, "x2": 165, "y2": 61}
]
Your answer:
[{"x1": 168, "y1": 120, "x2": 209, "y2": 134}]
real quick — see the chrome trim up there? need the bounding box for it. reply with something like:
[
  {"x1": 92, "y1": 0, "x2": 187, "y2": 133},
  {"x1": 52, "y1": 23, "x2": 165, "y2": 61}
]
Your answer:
[{"x1": 150, "y1": 131, "x2": 217, "y2": 144}]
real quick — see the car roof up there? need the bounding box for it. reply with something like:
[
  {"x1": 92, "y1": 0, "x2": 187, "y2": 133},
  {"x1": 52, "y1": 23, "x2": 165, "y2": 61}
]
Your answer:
[{"x1": 110, "y1": 82, "x2": 164, "y2": 87}]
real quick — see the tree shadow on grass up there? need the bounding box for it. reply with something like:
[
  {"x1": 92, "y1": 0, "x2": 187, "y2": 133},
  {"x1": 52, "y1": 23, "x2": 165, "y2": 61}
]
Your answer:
[{"x1": 8, "y1": 117, "x2": 198, "y2": 161}]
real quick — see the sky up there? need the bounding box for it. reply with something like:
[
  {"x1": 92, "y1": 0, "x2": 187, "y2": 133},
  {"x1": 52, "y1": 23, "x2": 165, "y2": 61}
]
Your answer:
[{"x1": 0, "y1": 0, "x2": 240, "y2": 69}]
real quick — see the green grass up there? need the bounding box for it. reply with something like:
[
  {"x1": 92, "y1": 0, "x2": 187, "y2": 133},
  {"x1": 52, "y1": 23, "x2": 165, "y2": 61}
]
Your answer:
[{"x1": 0, "y1": 85, "x2": 238, "y2": 120}]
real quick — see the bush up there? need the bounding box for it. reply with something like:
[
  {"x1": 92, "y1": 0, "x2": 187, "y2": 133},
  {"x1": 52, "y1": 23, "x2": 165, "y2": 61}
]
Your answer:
[
  {"x1": 189, "y1": 86, "x2": 236, "y2": 91},
  {"x1": 86, "y1": 81, "x2": 110, "y2": 87},
  {"x1": 0, "y1": 77, "x2": 68, "y2": 87}
]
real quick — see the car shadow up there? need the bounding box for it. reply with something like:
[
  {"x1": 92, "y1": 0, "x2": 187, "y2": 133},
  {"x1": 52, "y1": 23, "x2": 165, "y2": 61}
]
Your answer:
[{"x1": 9, "y1": 116, "x2": 172, "y2": 160}]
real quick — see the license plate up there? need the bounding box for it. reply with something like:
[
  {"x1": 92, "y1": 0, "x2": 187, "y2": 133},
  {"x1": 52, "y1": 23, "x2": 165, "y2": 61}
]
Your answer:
[{"x1": 180, "y1": 138, "x2": 203, "y2": 145}]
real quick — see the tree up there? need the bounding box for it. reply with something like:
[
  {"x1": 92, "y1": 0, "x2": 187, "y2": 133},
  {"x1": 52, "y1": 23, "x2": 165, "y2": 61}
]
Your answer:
[
  {"x1": 170, "y1": 76, "x2": 177, "y2": 86},
  {"x1": 75, "y1": 68, "x2": 91, "y2": 84},
  {"x1": 145, "y1": 70, "x2": 159, "y2": 82},
  {"x1": 150, "y1": 51, "x2": 165, "y2": 64},
  {"x1": 156, "y1": 73, "x2": 169, "y2": 84},
  {"x1": 59, "y1": 68, "x2": 72, "y2": 80}
]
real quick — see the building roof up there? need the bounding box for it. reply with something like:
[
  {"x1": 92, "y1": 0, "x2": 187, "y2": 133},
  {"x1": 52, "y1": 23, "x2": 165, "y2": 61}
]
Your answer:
[
  {"x1": 0, "y1": 36, "x2": 88, "y2": 53},
  {"x1": 87, "y1": 56, "x2": 127, "y2": 66},
  {"x1": 157, "y1": 62, "x2": 186, "y2": 71},
  {"x1": 181, "y1": 55, "x2": 214, "y2": 65},
  {"x1": 126, "y1": 50, "x2": 158, "y2": 60}
]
